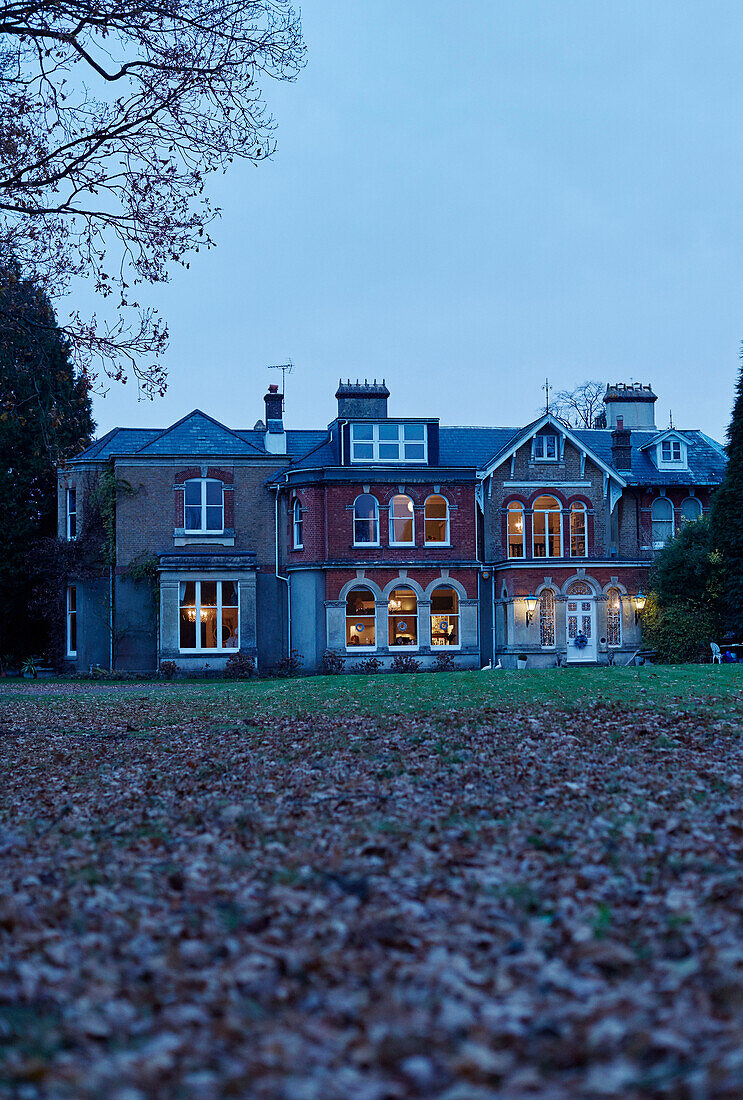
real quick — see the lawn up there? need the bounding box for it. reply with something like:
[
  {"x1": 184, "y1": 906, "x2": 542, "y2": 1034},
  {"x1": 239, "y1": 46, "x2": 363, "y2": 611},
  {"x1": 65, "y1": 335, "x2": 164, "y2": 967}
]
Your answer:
[{"x1": 2, "y1": 667, "x2": 743, "y2": 1097}]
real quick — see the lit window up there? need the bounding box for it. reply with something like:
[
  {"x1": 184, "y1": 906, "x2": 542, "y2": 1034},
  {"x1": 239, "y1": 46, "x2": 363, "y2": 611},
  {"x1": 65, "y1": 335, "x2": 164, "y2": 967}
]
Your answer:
[
  {"x1": 345, "y1": 587, "x2": 376, "y2": 649},
  {"x1": 539, "y1": 589, "x2": 555, "y2": 648},
  {"x1": 390, "y1": 494, "x2": 414, "y2": 544},
  {"x1": 681, "y1": 497, "x2": 702, "y2": 522},
  {"x1": 184, "y1": 479, "x2": 223, "y2": 533},
  {"x1": 66, "y1": 585, "x2": 77, "y2": 656},
  {"x1": 388, "y1": 587, "x2": 418, "y2": 647},
  {"x1": 66, "y1": 488, "x2": 77, "y2": 540},
  {"x1": 430, "y1": 587, "x2": 459, "y2": 646},
  {"x1": 532, "y1": 435, "x2": 558, "y2": 461},
  {"x1": 661, "y1": 440, "x2": 682, "y2": 462},
  {"x1": 607, "y1": 588, "x2": 622, "y2": 648},
  {"x1": 507, "y1": 502, "x2": 525, "y2": 558},
  {"x1": 651, "y1": 497, "x2": 674, "y2": 546},
  {"x1": 292, "y1": 498, "x2": 303, "y2": 548},
  {"x1": 179, "y1": 580, "x2": 238, "y2": 651},
  {"x1": 424, "y1": 495, "x2": 449, "y2": 544},
  {"x1": 353, "y1": 494, "x2": 379, "y2": 545},
  {"x1": 570, "y1": 502, "x2": 587, "y2": 557},
  {"x1": 350, "y1": 423, "x2": 427, "y2": 463},
  {"x1": 532, "y1": 495, "x2": 562, "y2": 558}
]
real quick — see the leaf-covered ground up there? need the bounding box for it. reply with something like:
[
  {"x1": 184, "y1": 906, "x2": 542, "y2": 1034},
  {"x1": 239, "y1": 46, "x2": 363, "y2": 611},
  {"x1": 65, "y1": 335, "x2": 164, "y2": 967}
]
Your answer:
[{"x1": 3, "y1": 673, "x2": 743, "y2": 1097}]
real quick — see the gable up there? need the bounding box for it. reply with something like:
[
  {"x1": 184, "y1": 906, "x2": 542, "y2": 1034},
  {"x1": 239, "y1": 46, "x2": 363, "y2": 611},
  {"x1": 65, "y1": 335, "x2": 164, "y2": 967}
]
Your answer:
[
  {"x1": 134, "y1": 410, "x2": 264, "y2": 457},
  {"x1": 478, "y1": 414, "x2": 626, "y2": 488}
]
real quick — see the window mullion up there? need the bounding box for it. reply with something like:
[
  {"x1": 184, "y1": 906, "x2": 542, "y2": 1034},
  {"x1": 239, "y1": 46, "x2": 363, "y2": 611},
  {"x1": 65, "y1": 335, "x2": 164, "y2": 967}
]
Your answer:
[{"x1": 217, "y1": 582, "x2": 223, "y2": 650}]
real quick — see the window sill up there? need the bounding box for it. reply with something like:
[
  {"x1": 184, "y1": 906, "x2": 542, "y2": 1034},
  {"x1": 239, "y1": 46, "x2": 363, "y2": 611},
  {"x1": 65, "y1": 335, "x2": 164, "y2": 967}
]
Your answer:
[
  {"x1": 179, "y1": 649, "x2": 239, "y2": 655},
  {"x1": 291, "y1": 545, "x2": 304, "y2": 552},
  {"x1": 353, "y1": 543, "x2": 381, "y2": 549},
  {"x1": 174, "y1": 529, "x2": 235, "y2": 547},
  {"x1": 389, "y1": 542, "x2": 416, "y2": 549},
  {"x1": 424, "y1": 542, "x2": 451, "y2": 548}
]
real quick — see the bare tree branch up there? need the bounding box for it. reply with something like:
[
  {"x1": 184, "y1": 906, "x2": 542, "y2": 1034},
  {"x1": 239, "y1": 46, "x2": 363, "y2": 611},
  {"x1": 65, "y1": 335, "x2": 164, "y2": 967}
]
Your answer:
[
  {"x1": 0, "y1": 1, "x2": 304, "y2": 395},
  {"x1": 544, "y1": 380, "x2": 607, "y2": 429}
]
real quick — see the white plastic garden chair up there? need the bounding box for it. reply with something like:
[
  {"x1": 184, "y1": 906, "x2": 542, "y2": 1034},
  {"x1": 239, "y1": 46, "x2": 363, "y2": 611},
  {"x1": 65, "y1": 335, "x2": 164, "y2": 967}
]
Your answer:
[{"x1": 711, "y1": 642, "x2": 722, "y2": 664}]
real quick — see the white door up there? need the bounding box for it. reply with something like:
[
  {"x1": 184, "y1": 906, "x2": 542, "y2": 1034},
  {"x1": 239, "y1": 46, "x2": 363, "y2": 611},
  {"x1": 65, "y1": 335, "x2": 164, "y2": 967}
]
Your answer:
[{"x1": 566, "y1": 598, "x2": 597, "y2": 663}]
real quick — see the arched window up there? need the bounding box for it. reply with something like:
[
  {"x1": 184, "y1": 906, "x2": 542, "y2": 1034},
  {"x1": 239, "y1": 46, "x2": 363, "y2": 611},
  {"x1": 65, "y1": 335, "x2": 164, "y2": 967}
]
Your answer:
[
  {"x1": 430, "y1": 586, "x2": 459, "y2": 646},
  {"x1": 681, "y1": 497, "x2": 702, "y2": 523},
  {"x1": 651, "y1": 497, "x2": 674, "y2": 546},
  {"x1": 570, "y1": 502, "x2": 587, "y2": 557},
  {"x1": 388, "y1": 587, "x2": 418, "y2": 647},
  {"x1": 566, "y1": 580, "x2": 592, "y2": 596},
  {"x1": 390, "y1": 494, "x2": 415, "y2": 544},
  {"x1": 606, "y1": 587, "x2": 622, "y2": 648},
  {"x1": 346, "y1": 587, "x2": 376, "y2": 649},
  {"x1": 292, "y1": 498, "x2": 303, "y2": 548},
  {"x1": 507, "y1": 502, "x2": 525, "y2": 558},
  {"x1": 184, "y1": 478, "x2": 223, "y2": 533},
  {"x1": 539, "y1": 589, "x2": 555, "y2": 648},
  {"x1": 532, "y1": 495, "x2": 562, "y2": 558},
  {"x1": 353, "y1": 494, "x2": 379, "y2": 545},
  {"x1": 424, "y1": 495, "x2": 449, "y2": 544}
]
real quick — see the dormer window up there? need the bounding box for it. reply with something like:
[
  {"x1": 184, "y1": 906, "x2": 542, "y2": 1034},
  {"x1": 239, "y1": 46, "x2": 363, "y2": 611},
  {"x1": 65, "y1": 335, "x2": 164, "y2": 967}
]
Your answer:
[
  {"x1": 350, "y1": 423, "x2": 427, "y2": 463},
  {"x1": 652, "y1": 433, "x2": 688, "y2": 470},
  {"x1": 532, "y1": 434, "x2": 558, "y2": 462}
]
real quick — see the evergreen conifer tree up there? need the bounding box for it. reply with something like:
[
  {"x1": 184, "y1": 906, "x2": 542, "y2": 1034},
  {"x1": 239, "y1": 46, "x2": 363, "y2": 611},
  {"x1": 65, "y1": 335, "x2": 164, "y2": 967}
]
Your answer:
[
  {"x1": 0, "y1": 262, "x2": 94, "y2": 662},
  {"x1": 711, "y1": 351, "x2": 743, "y2": 633}
]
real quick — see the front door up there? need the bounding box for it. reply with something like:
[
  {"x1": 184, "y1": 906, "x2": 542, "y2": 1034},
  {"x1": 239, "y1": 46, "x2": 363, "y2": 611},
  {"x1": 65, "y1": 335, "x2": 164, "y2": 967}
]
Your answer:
[{"x1": 566, "y1": 597, "x2": 597, "y2": 663}]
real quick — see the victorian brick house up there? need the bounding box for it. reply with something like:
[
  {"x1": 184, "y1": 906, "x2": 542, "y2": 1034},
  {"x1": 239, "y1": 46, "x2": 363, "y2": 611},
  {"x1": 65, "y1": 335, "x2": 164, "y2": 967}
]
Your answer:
[{"x1": 58, "y1": 380, "x2": 726, "y2": 671}]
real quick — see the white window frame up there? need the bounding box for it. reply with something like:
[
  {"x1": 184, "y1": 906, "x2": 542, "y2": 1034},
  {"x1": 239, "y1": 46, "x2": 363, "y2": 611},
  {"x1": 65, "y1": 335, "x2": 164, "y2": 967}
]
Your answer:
[
  {"x1": 569, "y1": 502, "x2": 588, "y2": 558},
  {"x1": 388, "y1": 587, "x2": 419, "y2": 650},
  {"x1": 345, "y1": 586, "x2": 377, "y2": 651},
  {"x1": 353, "y1": 494, "x2": 380, "y2": 546},
  {"x1": 531, "y1": 435, "x2": 558, "y2": 462},
  {"x1": 292, "y1": 498, "x2": 304, "y2": 549},
  {"x1": 539, "y1": 588, "x2": 556, "y2": 649},
  {"x1": 651, "y1": 496, "x2": 674, "y2": 548},
  {"x1": 389, "y1": 494, "x2": 415, "y2": 545},
  {"x1": 350, "y1": 422, "x2": 427, "y2": 464},
  {"x1": 655, "y1": 437, "x2": 688, "y2": 470},
  {"x1": 507, "y1": 501, "x2": 525, "y2": 559},
  {"x1": 423, "y1": 494, "x2": 450, "y2": 545},
  {"x1": 429, "y1": 585, "x2": 460, "y2": 649},
  {"x1": 532, "y1": 496, "x2": 563, "y2": 558},
  {"x1": 66, "y1": 584, "x2": 77, "y2": 657},
  {"x1": 183, "y1": 478, "x2": 224, "y2": 534},
  {"x1": 178, "y1": 579, "x2": 239, "y2": 653},
  {"x1": 606, "y1": 587, "x2": 622, "y2": 648},
  {"x1": 66, "y1": 487, "x2": 77, "y2": 541}
]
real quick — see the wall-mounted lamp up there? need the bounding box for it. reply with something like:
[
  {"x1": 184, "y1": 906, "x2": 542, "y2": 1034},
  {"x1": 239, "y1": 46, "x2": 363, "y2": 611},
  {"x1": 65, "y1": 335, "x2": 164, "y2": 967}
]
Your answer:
[
  {"x1": 524, "y1": 592, "x2": 539, "y2": 626},
  {"x1": 633, "y1": 589, "x2": 646, "y2": 624}
]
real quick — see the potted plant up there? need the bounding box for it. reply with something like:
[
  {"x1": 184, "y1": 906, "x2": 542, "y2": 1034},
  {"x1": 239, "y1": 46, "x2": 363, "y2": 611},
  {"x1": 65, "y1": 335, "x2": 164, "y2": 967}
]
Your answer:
[
  {"x1": 21, "y1": 656, "x2": 38, "y2": 680},
  {"x1": 517, "y1": 653, "x2": 528, "y2": 670}
]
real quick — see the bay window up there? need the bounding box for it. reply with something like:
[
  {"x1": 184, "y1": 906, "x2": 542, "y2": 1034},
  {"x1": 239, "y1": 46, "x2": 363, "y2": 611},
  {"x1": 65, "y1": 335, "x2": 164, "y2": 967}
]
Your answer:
[
  {"x1": 507, "y1": 502, "x2": 525, "y2": 558},
  {"x1": 346, "y1": 587, "x2": 376, "y2": 648},
  {"x1": 353, "y1": 494, "x2": 379, "y2": 545},
  {"x1": 388, "y1": 588, "x2": 418, "y2": 647},
  {"x1": 430, "y1": 587, "x2": 459, "y2": 646},
  {"x1": 390, "y1": 494, "x2": 414, "y2": 544},
  {"x1": 179, "y1": 580, "x2": 239, "y2": 651},
  {"x1": 651, "y1": 497, "x2": 674, "y2": 546},
  {"x1": 350, "y1": 423, "x2": 427, "y2": 463},
  {"x1": 532, "y1": 496, "x2": 562, "y2": 557},
  {"x1": 570, "y1": 502, "x2": 587, "y2": 557},
  {"x1": 424, "y1": 495, "x2": 449, "y2": 544}
]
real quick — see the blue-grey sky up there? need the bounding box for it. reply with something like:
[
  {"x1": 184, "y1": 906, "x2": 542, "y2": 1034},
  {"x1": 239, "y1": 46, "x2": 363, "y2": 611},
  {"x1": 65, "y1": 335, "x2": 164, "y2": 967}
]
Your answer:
[{"x1": 91, "y1": 1, "x2": 743, "y2": 442}]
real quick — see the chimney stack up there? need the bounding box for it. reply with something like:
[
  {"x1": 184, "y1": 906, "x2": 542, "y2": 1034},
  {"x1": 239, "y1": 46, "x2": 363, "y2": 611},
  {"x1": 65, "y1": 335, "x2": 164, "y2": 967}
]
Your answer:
[
  {"x1": 335, "y1": 379, "x2": 390, "y2": 420},
  {"x1": 611, "y1": 426, "x2": 632, "y2": 471},
  {"x1": 603, "y1": 382, "x2": 657, "y2": 429},
  {"x1": 263, "y1": 383, "x2": 286, "y2": 454}
]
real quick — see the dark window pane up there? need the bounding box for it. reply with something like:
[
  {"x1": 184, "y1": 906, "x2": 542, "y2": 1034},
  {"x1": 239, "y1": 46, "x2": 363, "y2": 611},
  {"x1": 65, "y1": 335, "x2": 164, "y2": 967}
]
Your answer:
[
  {"x1": 200, "y1": 607, "x2": 218, "y2": 648},
  {"x1": 184, "y1": 481, "x2": 201, "y2": 506},
  {"x1": 222, "y1": 581, "x2": 238, "y2": 607},
  {"x1": 353, "y1": 443, "x2": 374, "y2": 459},
  {"x1": 352, "y1": 423, "x2": 373, "y2": 440},
  {"x1": 404, "y1": 424, "x2": 425, "y2": 440},
  {"x1": 404, "y1": 443, "x2": 425, "y2": 459},
  {"x1": 379, "y1": 443, "x2": 399, "y2": 459},
  {"x1": 180, "y1": 610, "x2": 196, "y2": 649},
  {"x1": 222, "y1": 607, "x2": 238, "y2": 648},
  {"x1": 379, "y1": 424, "x2": 399, "y2": 441},
  {"x1": 185, "y1": 506, "x2": 202, "y2": 530},
  {"x1": 206, "y1": 505, "x2": 222, "y2": 530},
  {"x1": 206, "y1": 481, "x2": 221, "y2": 505},
  {"x1": 179, "y1": 581, "x2": 195, "y2": 606},
  {"x1": 201, "y1": 581, "x2": 217, "y2": 607}
]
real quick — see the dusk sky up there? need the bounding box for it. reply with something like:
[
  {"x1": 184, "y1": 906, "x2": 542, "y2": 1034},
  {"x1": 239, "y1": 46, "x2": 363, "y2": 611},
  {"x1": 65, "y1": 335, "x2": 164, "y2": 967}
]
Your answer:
[{"x1": 90, "y1": 1, "x2": 743, "y2": 442}]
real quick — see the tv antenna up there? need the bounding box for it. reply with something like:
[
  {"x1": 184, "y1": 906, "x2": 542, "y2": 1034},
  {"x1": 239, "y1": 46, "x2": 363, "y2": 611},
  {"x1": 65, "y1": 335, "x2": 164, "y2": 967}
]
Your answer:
[{"x1": 268, "y1": 361, "x2": 294, "y2": 409}]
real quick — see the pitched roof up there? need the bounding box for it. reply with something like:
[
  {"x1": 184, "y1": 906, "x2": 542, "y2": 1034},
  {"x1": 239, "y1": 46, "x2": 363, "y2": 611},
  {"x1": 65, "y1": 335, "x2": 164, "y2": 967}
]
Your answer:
[
  {"x1": 573, "y1": 429, "x2": 726, "y2": 485},
  {"x1": 133, "y1": 410, "x2": 264, "y2": 456}
]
